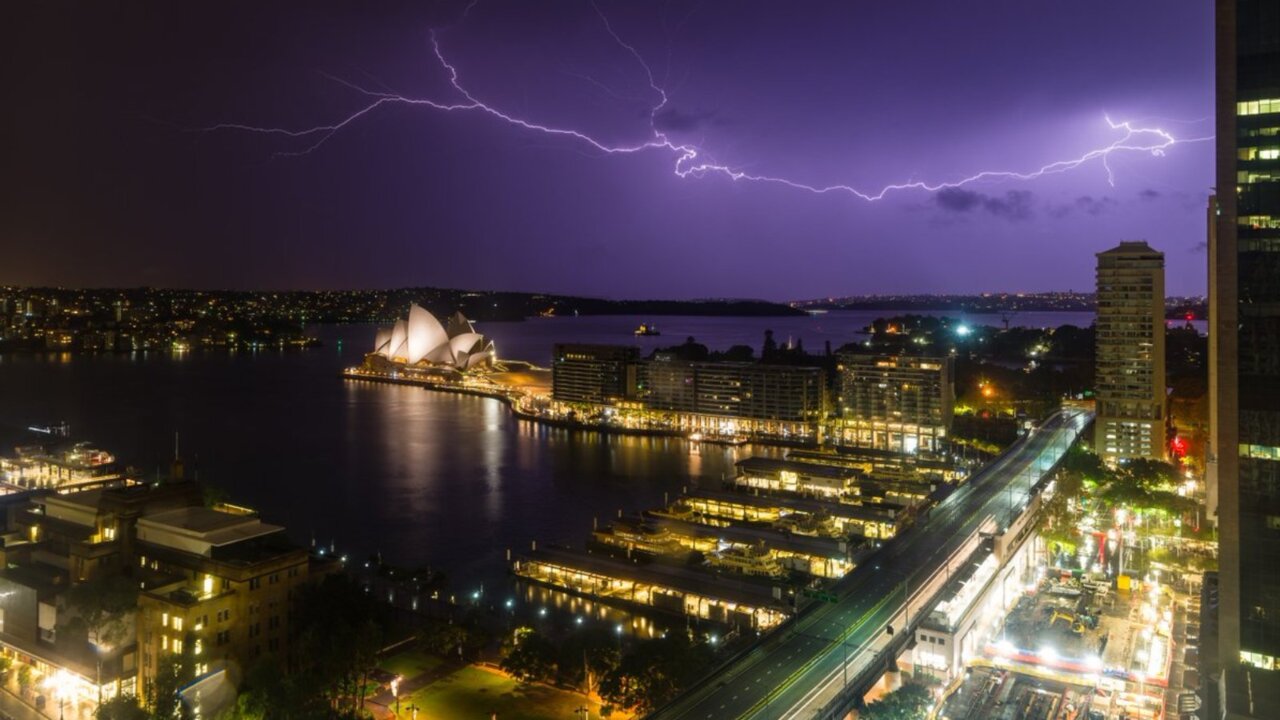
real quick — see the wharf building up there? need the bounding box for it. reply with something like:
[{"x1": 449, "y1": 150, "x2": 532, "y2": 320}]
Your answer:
[
  {"x1": 834, "y1": 355, "x2": 955, "y2": 455},
  {"x1": 1094, "y1": 241, "x2": 1167, "y2": 464},
  {"x1": 1210, "y1": 0, "x2": 1280, "y2": 716},
  {"x1": 512, "y1": 546, "x2": 791, "y2": 630},
  {"x1": 0, "y1": 442, "x2": 118, "y2": 490},
  {"x1": 0, "y1": 481, "x2": 328, "y2": 714},
  {"x1": 514, "y1": 449, "x2": 931, "y2": 630}
]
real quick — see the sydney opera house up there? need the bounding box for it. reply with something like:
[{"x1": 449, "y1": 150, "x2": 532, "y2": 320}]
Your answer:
[{"x1": 366, "y1": 304, "x2": 495, "y2": 371}]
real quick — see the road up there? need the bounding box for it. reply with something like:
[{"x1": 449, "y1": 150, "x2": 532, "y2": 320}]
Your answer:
[{"x1": 648, "y1": 409, "x2": 1091, "y2": 720}]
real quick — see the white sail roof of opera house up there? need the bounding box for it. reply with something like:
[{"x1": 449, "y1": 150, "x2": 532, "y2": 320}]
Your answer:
[{"x1": 372, "y1": 304, "x2": 495, "y2": 370}]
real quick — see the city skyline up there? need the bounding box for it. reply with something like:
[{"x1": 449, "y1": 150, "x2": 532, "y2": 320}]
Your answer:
[{"x1": 4, "y1": 0, "x2": 1213, "y2": 299}]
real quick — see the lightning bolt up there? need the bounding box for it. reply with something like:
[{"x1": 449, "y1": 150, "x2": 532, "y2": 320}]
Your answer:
[{"x1": 204, "y1": 4, "x2": 1212, "y2": 201}]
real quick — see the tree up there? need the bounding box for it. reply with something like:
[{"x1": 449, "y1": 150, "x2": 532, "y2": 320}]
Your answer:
[
  {"x1": 600, "y1": 633, "x2": 714, "y2": 712},
  {"x1": 861, "y1": 682, "x2": 933, "y2": 720},
  {"x1": 501, "y1": 627, "x2": 557, "y2": 684},
  {"x1": 66, "y1": 575, "x2": 138, "y2": 650},
  {"x1": 94, "y1": 694, "x2": 149, "y2": 720},
  {"x1": 17, "y1": 665, "x2": 31, "y2": 696},
  {"x1": 291, "y1": 574, "x2": 386, "y2": 714},
  {"x1": 557, "y1": 627, "x2": 621, "y2": 694},
  {"x1": 148, "y1": 649, "x2": 195, "y2": 720},
  {"x1": 419, "y1": 620, "x2": 471, "y2": 660}
]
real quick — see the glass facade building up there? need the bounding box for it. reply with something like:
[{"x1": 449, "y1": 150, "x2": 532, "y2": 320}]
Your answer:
[{"x1": 1214, "y1": 0, "x2": 1280, "y2": 715}]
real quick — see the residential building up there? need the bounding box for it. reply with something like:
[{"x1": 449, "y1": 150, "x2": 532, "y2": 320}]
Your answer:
[
  {"x1": 1094, "y1": 240, "x2": 1167, "y2": 463},
  {"x1": 0, "y1": 481, "x2": 324, "y2": 714},
  {"x1": 835, "y1": 355, "x2": 954, "y2": 455},
  {"x1": 551, "y1": 344, "x2": 640, "y2": 406},
  {"x1": 640, "y1": 355, "x2": 827, "y2": 437},
  {"x1": 1211, "y1": 0, "x2": 1280, "y2": 716},
  {"x1": 133, "y1": 505, "x2": 311, "y2": 704}
]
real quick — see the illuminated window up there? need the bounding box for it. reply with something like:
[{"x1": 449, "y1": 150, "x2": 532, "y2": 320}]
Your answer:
[
  {"x1": 203, "y1": 575, "x2": 214, "y2": 597},
  {"x1": 162, "y1": 613, "x2": 169, "y2": 628},
  {"x1": 1238, "y1": 99, "x2": 1280, "y2": 116},
  {"x1": 173, "y1": 617, "x2": 183, "y2": 632},
  {"x1": 1242, "y1": 651, "x2": 1278, "y2": 670},
  {"x1": 173, "y1": 639, "x2": 183, "y2": 654},
  {"x1": 1241, "y1": 443, "x2": 1280, "y2": 461},
  {"x1": 162, "y1": 636, "x2": 169, "y2": 651}
]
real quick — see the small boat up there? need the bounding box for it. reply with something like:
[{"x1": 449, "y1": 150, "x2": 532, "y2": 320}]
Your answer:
[{"x1": 634, "y1": 323, "x2": 661, "y2": 336}]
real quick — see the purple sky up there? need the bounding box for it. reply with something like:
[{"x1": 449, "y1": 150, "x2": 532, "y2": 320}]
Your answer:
[{"x1": 2, "y1": 1, "x2": 1214, "y2": 300}]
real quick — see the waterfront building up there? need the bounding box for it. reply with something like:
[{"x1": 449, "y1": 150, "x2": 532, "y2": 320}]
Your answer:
[
  {"x1": 1093, "y1": 241, "x2": 1167, "y2": 464},
  {"x1": 512, "y1": 546, "x2": 790, "y2": 630},
  {"x1": 1211, "y1": 0, "x2": 1280, "y2": 716},
  {"x1": 834, "y1": 355, "x2": 954, "y2": 455},
  {"x1": 656, "y1": 489, "x2": 901, "y2": 541},
  {"x1": 368, "y1": 304, "x2": 494, "y2": 371},
  {"x1": 0, "y1": 442, "x2": 118, "y2": 489},
  {"x1": 551, "y1": 344, "x2": 640, "y2": 406},
  {"x1": 732, "y1": 457, "x2": 863, "y2": 499},
  {"x1": 640, "y1": 355, "x2": 827, "y2": 438}
]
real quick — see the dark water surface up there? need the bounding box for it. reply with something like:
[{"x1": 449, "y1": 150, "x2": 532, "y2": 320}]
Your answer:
[{"x1": 0, "y1": 310, "x2": 1155, "y2": 587}]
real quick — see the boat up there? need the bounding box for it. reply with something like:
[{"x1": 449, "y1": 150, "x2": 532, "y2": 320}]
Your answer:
[{"x1": 634, "y1": 323, "x2": 661, "y2": 336}]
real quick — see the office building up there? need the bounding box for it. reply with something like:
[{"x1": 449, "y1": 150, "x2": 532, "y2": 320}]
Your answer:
[
  {"x1": 835, "y1": 355, "x2": 954, "y2": 454},
  {"x1": 551, "y1": 344, "x2": 641, "y2": 406},
  {"x1": 1212, "y1": 1, "x2": 1280, "y2": 716},
  {"x1": 1094, "y1": 241, "x2": 1167, "y2": 463}
]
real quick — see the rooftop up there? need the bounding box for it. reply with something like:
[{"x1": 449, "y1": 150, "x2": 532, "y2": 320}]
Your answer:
[
  {"x1": 138, "y1": 506, "x2": 283, "y2": 553},
  {"x1": 736, "y1": 457, "x2": 862, "y2": 480},
  {"x1": 683, "y1": 488, "x2": 901, "y2": 522},
  {"x1": 521, "y1": 546, "x2": 791, "y2": 610}
]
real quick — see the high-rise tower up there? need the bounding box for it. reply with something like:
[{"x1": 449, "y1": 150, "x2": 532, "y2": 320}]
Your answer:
[{"x1": 1094, "y1": 241, "x2": 1167, "y2": 464}]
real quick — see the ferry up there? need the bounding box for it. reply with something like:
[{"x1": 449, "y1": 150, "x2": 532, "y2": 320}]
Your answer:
[{"x1": 634, "y1": 323, "x2": 661, "y2": 336}]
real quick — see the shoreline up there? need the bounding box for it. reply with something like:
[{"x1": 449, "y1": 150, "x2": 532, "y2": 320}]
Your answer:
[{"x1": 340, "y1": 367, "x2": 819, "y2": 448}]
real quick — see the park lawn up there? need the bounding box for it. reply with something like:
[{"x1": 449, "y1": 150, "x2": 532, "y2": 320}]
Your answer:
[
  {"x1": 403, "y1": 665, "x2": 607, "y2": 720},
  {"x1": 380, "y1": 649, "x2": 445, "y2": 680}
]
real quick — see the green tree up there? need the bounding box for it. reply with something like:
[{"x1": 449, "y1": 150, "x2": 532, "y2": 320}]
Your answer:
[
  {"x1": 861, "y1": 682, "x2": 933, "y2": 720},
  {"x1": 291, "y1": 574, "x2": 386, "y2": 714},
  {"x1": 500, "y1": 627, "x2": 557, "y2": 684},
  {"x1": 600, "y1": 633, "x2": 714, "y2": 712},
  {"x1": 66, "y1": 574, "x2": 138, "y2": 650},
  {"x1": 148, "y1": 648, "x2": 195, "y2": 720},
  {"x1": 558, "y1": 627, "x2": 621, "y2": 695},
  {"x1": 94, "y1": 694, "x2": 149, "y2": 720}
]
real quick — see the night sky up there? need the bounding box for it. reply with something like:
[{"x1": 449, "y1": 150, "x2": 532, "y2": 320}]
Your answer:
[{"x1": 2, "y1": 1, "x2": 1214, "y2": 299}]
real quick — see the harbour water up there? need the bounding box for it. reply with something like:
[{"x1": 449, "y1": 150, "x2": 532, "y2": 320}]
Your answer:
[{"x1": 0, "y1": 310, "x2": 1199, "y2": 589}]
